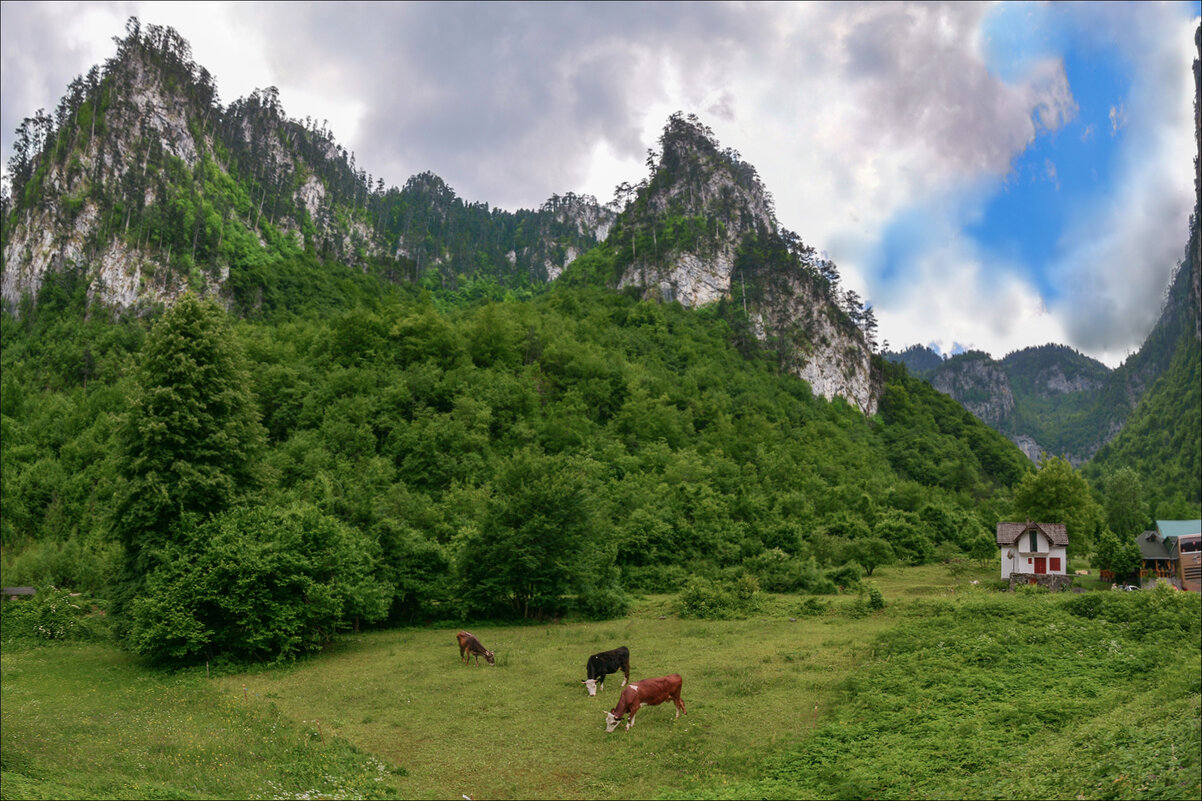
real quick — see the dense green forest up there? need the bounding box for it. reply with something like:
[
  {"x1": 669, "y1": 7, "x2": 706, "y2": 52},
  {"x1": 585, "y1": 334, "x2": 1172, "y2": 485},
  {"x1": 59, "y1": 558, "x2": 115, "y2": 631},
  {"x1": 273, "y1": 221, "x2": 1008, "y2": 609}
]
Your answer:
[{"x1": 0, "y1": 258, "x2": 1042, "y2": 663}]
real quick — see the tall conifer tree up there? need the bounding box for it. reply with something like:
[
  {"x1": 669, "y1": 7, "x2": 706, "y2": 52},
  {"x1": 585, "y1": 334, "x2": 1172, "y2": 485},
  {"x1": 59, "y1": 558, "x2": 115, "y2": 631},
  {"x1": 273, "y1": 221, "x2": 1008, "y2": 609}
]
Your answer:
[{"x1": 112, "y1": 294, "x2": 265, "y2": 585}]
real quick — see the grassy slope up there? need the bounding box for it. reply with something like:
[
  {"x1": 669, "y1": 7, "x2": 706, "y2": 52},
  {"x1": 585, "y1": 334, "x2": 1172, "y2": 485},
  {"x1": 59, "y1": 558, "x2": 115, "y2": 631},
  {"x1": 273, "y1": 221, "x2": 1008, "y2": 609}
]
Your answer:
[{"x1": 2, "y1": 566, "x2": 1198, "y2": 801}]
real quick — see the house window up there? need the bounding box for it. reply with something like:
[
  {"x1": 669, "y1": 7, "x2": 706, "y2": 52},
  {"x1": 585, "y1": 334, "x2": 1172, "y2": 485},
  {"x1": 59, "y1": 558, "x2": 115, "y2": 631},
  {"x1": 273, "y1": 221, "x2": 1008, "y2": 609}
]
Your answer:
[
  {"x1": 1050, "y1": 557, "x2": 1061, "y2": 572},
  {"x1": 1029, "y1": 530, "x2": 1038, "y2": 552}
]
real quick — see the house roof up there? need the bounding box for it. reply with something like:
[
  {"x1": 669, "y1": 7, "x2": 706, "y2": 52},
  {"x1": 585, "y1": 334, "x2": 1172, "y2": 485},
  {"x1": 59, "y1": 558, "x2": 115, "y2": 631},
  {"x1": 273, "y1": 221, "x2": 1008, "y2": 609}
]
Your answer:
[
  {"x1": 1156, "y1": 520, "x2": 1202, "y2": 541},
  {"x1": 1137, "y1": 531, "x2": 1174, "y2": 561},
  {"x1": 996, "y1": 521, "x2": 1069, "y2": 547}
]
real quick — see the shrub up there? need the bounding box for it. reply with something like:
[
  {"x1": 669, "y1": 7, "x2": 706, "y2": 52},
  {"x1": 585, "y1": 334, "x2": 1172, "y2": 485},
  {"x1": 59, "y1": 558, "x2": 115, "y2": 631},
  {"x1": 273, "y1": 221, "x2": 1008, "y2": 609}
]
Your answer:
[
  {"x1": 126, "y1": 503, "x2": 391, "y2": 666},
  {"x1": 743, "y1": 550, "x2": 839, "y2": 594},
  {"x1": 843, "y1": 582, "x2": 886, "y2": 619},
  {"x1": 677, "y1": 574, "x2": 764, "y2": 619},
  {"x1": 1, "y1": 537, "x2": 123, "y2": 597},
  {"x1": 795, "y1": 596, "x2": 830, "y2": 617},
  {"x1": 0, "y1": 586, "x2": 107, "y2": 643},
  {"x1": 825, "y1": 561, "x2": 864, "y2": 590},
  {"x1": 626, "y1": 563, "x2": 690, "y2": 592},
  {"x1": 573, "y1": 577, "x2": 632, "y2": 620},
  {"x1": 865, "y1": 583, "x2": 885, "y2": 610},
  {"x1": 1063, "y1": 581, "x2": 1201, "y2": 641}
]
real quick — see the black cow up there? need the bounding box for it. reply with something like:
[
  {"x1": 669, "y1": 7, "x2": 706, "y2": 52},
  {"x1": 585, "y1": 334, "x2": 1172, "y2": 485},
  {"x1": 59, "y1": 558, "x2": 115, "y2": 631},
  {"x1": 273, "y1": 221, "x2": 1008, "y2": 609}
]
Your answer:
[{"x1": 582, "y1": 646, "x2": 630, "y2": 696}]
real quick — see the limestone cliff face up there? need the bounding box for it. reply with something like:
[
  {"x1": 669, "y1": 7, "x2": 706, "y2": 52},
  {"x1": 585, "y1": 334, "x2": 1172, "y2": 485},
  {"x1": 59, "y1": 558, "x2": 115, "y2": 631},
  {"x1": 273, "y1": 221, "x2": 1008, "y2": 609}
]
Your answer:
[
  {"x1": 2, "y1": 43, "x2": 215, "y2": 312},
  {"x1": 608, "y1": 113, "x2": 877, "y2": 413},
  {"x1": 749, "y1": 271, "x2": 878, "y2": 414},
  {"x1": 616, "y1": 120, "x2": 773, "y2": 306},
  {"x1": 929, "y1": 353, "x2": 1016, "y2": 429},
  {"x1": 1, "y1": 28, "x2": 382, "y2": 316},
  {"x1": 531, "y1": 193, "x2": 616, "y2": 282}
]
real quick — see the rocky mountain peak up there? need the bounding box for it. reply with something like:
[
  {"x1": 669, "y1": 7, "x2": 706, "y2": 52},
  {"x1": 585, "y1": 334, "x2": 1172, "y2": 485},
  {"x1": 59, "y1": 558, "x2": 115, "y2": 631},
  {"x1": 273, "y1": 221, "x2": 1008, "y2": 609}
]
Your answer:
[{"x1": 605, "y1": 112, "x2": 878, "y2": 413}]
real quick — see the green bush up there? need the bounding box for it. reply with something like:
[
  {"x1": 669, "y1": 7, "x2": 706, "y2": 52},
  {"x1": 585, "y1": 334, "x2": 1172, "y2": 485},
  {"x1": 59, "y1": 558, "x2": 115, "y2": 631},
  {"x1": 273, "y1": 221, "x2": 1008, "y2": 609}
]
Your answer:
[
  {"x1": 825, "y1": 561, "x2": 864, "y2": 590},
  {"x1": 676, "y1": 574, "x2": 764, "y2": 619},
  {"x1": 621, "y1": 563, "x2": 692, "y2": 592},
  {"x1": 0, "y1": 586, "x2": 108, "y2": 643},
  {"x1": 743, "y1": 550, "x2": 839, "y2": 594},
  {"x1": 0, "y1": 536, "x2": 123, "y2": 597},
  {"x1": 126, "y1": 503, "x2": 391, "y2": 666},
  {"x1": 574, "y1": 581, "x2": 632, "y2": 620},
  {"x1": 795, "y1": 596, "x2": 830, "y2": 617},
  {"x1": 1063, "y1": 581, "x2": 1201, "y2": 641},
  {"x1": 865, "y1": 583, "x2": 885, "y2": 610}
]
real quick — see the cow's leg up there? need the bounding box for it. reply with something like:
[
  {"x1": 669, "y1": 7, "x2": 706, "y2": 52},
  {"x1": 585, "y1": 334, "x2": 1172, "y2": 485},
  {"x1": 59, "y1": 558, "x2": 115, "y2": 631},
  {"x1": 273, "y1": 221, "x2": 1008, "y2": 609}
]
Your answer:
[
  {"x1": 625, "y1": 702, "x2": 640, "y2": 731},
  {"x1": 673, "y1": 692, "x2": 687, "y2": 718},
  {"x1": 620, "y1": 664, "x2": 629, "y2": 688}
]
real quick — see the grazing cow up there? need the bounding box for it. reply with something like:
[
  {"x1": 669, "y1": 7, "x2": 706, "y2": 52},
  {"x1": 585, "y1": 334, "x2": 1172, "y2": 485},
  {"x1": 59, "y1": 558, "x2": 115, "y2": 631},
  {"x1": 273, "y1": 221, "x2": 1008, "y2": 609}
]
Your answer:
[
  {"x1": 605, "y1": 674, "x2": 686, "y2": 732},
  {"x1": 457, "y1": 630, "x2": 495, "y2": 666},
  {"x1": 582, "y1": 646, "x2": 631, "y2": 696}
]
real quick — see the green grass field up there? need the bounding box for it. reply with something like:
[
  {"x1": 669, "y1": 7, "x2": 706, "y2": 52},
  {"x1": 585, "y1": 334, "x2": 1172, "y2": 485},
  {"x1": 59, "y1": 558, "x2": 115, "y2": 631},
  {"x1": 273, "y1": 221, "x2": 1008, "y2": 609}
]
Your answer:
[{"x1": 3, "y1": 565, "x2": 1198, "y2": 800}]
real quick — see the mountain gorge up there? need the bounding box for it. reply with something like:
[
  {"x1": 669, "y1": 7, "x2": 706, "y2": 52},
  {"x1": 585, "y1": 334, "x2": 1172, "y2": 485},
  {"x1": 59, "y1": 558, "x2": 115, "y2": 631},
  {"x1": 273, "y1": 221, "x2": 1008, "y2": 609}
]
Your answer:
[{"x1": 885, "y1": 24, "x2": 1201, "y2": 509}]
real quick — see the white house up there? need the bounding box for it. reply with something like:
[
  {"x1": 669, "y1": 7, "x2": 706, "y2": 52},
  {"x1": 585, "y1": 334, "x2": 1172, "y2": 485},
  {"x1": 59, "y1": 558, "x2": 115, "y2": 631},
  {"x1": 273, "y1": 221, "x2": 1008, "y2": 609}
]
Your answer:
[{"x1": 997, "y1": 521, "x2": 1068, "y2": 581}]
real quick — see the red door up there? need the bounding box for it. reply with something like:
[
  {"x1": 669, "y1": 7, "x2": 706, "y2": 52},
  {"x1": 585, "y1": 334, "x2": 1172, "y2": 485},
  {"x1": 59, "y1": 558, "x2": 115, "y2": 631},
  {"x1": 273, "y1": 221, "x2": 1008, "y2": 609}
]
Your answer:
[{"x1": 1034, "y1": 557, "x2": 1047, "y2": 575}]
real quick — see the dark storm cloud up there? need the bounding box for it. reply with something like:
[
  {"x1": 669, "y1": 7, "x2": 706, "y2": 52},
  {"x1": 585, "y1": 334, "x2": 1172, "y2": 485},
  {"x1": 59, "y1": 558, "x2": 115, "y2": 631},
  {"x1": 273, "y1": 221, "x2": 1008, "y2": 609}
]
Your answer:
[
  {"x1": 243, "y1": 1, "x2": 770, "y2": 208},
  {"x1": 0, "y1": 2, "x2": 133, "y2": 174},
  {"x1": 826, "y1": 2, "x2": 1074, "y2": 176}
]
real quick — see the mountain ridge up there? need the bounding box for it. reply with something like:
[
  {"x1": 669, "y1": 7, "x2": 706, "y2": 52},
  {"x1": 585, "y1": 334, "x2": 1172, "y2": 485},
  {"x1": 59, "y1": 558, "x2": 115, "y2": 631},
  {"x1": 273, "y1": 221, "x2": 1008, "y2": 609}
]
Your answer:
[{"x1": 2, "y1": 23, "x2": 879, "y2": 413}]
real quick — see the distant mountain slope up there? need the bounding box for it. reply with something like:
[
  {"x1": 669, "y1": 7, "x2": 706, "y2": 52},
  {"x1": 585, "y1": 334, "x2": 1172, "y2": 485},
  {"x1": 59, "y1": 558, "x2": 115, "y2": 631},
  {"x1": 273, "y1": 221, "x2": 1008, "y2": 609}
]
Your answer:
[
  {"x1": 882, "y1": 343, "x2": 1120, "y2": 464},
  {"x1": 887, "y1": 23, "x2": 1202, "y2": 510}
]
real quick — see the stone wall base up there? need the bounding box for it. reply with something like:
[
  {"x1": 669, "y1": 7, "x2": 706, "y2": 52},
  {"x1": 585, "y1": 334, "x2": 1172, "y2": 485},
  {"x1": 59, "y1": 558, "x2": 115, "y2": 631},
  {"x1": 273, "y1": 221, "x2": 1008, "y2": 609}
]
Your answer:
[{"x1": 1008, "y1": 574, "x2": 1073, "y2": 592}]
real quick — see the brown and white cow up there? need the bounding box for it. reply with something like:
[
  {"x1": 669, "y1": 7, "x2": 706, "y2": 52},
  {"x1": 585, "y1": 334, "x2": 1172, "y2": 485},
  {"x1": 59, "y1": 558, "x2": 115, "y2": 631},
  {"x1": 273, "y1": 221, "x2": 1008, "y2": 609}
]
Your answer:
[
  {"x1": 457, "y1": 630, "x2": 495, "y2": 666},
  {"x1": 604, "y1": 674, "x2": 686, "y2": 732}
]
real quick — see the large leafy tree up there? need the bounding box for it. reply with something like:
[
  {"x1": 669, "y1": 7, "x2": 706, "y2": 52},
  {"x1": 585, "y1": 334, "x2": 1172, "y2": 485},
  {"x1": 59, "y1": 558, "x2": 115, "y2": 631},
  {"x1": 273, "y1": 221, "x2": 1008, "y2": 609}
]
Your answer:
[
  {"x1": 1011, "y1": 455, "x2": 1102, "y2": 558},
  {"x1": 846, "y1": 537, "x2": 895, "y2": 576},
  {"x1": 1102, "y1": 467, "x2": 1150, "y2": 540},
  {"x1": 456, "y1": 449, "x2": 617, "y2": 619},
  {"x1": 112, "y1": 294, "x2": 266, "y2": 584}
]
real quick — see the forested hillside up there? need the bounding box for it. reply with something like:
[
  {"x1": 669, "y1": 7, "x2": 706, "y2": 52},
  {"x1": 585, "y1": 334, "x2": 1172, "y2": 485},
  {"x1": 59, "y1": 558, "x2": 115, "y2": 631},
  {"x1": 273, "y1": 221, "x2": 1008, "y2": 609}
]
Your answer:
[
  {"x1": 1, "y1": 263, "x2": 1035, "y2": 659},
  {"x1": 0, "y1": 20, "x2": 614, "y2": 319},
  {"x1": 3, "y1": 18, "x2": 1194, "y2": 668},
  {"x1": 884, "y1": 344, "x2": 1126, "y2": 466}
]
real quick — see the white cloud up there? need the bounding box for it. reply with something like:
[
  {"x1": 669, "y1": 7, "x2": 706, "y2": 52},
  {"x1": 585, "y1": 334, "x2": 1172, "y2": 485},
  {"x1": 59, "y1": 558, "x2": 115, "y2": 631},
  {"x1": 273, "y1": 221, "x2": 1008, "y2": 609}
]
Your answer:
[
  {"x1": 875, "y1": 236, "x2": 1071, "y2": 362},
  {"x1": 1049, "y1": 10, "x2": 1198, "y2": 366}
]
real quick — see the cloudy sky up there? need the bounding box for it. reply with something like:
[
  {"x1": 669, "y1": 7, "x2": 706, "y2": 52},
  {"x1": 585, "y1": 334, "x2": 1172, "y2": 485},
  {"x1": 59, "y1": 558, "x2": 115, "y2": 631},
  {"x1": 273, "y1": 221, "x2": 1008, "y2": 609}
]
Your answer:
[{"x1": 2, "y1": 1, "x2": 1198, "y2": 367}]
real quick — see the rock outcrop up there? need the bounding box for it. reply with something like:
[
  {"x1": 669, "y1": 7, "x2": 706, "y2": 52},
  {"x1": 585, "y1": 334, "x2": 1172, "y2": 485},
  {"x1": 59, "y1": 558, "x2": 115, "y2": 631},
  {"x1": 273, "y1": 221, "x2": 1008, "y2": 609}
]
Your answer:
[{"x1": 607, "y1": 113, "x2": 878, "y2": 413}]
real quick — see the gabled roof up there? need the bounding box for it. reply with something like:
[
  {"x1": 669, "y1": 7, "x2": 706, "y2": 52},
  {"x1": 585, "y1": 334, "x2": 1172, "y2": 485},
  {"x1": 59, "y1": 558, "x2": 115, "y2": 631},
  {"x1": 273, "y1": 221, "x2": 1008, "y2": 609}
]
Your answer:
[
  {"x1": 1137, "y1": 530, "x2": 1173, "y2": 561},
  {"x1": 1156, "y1": 520, "x2": 1202, "y2": 541},
  {"x1": 996, "y1": 521, "x2": 1069, "y2": 547}
]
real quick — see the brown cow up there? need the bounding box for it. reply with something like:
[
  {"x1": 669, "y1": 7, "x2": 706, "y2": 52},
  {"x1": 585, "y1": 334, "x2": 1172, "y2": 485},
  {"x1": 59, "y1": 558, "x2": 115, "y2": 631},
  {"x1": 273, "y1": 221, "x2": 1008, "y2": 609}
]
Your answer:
[
  {"x1": 605, "y1": 674, "x2": 686, "y2": 732},
  {"x1": 457, "y1": 630, "x2": 495, "y2": 666}
]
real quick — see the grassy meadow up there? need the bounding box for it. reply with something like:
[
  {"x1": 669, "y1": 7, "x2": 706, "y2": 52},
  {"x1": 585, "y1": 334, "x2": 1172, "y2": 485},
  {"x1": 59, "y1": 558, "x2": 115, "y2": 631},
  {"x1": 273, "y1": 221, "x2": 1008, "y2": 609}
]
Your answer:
[{"x1": 2, "y1": 565, "x2": 1199, "y2": 800}]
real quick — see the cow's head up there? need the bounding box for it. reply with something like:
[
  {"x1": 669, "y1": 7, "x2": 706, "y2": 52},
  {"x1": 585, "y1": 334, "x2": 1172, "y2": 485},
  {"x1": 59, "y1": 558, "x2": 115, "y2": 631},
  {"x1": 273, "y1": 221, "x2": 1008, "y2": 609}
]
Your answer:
[
  {"x1": 582, "y1": 678, "x2": 598, "y2": 696},
  {"x1": 484, "y1": 649, "x2": 496, "y2": 666},
  {"x1": 605, "y1": 711, "x2": 620, "y2": 732}
]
